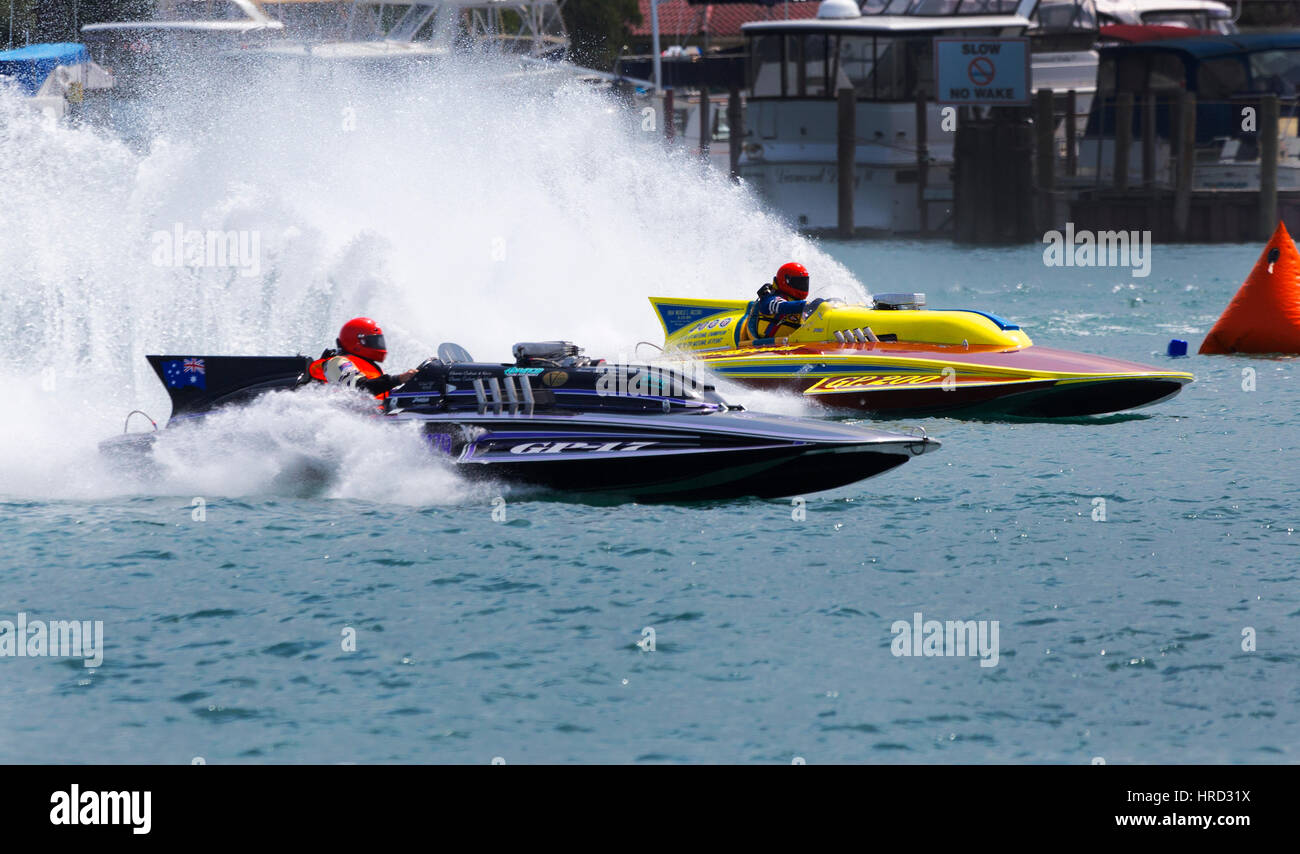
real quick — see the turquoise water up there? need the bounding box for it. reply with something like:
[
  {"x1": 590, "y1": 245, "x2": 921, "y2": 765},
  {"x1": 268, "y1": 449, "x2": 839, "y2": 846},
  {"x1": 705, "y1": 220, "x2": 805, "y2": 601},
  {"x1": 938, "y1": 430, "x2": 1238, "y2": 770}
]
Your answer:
[
  {"x1": 1, "y1": 68, "x2": 1296, "y2": 763},
  {"x1": 2, "y1": 238, "x2": 1296, "y2": 763}
]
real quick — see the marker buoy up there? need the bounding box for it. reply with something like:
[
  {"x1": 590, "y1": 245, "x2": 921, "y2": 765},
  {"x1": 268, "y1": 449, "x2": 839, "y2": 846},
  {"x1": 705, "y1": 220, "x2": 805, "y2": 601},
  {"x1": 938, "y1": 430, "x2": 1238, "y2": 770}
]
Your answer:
[{"x1": 1200, "y1": 221, "x2": 1300, "y2": 354}]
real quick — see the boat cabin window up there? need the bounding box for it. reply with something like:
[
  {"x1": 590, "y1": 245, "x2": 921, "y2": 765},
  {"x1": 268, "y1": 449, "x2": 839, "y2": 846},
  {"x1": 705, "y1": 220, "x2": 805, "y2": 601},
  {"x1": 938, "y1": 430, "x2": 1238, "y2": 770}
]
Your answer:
[
  {"x1": 1033, "y1": 0, "x2": 1098, "y2": 31},
  {"x1": 1197, "y1": 57, "x2": 1248, "y2": 101},
  {"x1": 749, "y1": 32, "x2": 932, "y2": 101},
  {"x1": 838, "y1": 36, "x2": 874, "y2": 96},
  {"x1": 751, "y1": 34, "x2": 833, "y2": 97},
  {"x1": 869, "y1": 37, "x2": 934, "y2": 100},
  {"x1": 1139, "y1": 10, "x2": 1236, "y2": 34},
  {"x1": 1247, "y1": 50, "x2": 1300, "y2": 97},
  {"x1": 751, "y1": 34, "x2": 784, "y2": 96},
  {"x1": 800, "y1": 34, "x2": 832, "y2": 97},
  {"x1": 1148, "y1": 53, "x2": 1188, "y2": 91},
  {"x1": 1098, "y1": 51, "x2": 1187, "y2": 96}
]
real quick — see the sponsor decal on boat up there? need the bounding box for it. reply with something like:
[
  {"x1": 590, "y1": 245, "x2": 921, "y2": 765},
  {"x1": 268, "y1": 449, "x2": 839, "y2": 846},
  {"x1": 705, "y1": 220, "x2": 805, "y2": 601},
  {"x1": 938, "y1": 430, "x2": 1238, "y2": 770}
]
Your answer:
[
  {"x1": 804, "y1": 374, "x2": 947, "y2": 392},
  {"x1": 541, "y1": 371, "x2": 569, "y2": 387},
  {"x1": 504, "y1": 366, "x2": 544, "y2": 375},
  {"x1": 508, "y1": 440, "x2": 657, "y2": 454}
]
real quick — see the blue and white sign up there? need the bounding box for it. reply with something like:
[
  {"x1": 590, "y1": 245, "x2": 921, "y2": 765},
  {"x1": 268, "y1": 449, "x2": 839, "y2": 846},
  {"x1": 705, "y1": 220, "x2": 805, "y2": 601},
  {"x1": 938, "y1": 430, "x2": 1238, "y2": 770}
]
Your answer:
[{"x1": 934, "y1": 38, "x2": 1031, "y2": 106}]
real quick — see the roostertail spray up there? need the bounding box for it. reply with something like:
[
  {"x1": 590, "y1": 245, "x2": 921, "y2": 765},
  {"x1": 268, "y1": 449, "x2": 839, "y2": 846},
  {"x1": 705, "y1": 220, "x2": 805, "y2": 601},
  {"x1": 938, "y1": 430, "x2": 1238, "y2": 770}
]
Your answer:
[{"x1": 1201, "y1": 221, "x2": 1300, "y2": 354}]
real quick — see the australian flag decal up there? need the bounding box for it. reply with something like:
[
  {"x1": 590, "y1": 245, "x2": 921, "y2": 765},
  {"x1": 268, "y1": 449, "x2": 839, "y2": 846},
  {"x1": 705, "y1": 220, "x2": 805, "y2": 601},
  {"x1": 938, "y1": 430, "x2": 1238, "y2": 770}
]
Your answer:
[{"x1": 162, "y1": 358, "x2": 206, "y2": 389}]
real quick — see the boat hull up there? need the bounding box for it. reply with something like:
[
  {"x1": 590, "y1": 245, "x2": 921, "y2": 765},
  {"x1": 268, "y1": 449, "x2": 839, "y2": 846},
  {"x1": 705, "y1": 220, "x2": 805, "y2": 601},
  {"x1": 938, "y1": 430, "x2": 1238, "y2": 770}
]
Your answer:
[
  {"x1": 395, "y1": 410, "x2": 937, "y2": 500},
  {"x1": 689, "y1": 343, "x2": 1193, "y2": 418}
]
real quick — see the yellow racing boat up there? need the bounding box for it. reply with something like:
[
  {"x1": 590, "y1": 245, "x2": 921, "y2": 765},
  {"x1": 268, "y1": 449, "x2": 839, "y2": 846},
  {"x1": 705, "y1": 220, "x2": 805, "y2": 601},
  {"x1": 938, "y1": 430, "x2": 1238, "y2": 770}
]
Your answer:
[{"x1": 649, "y1": 294, "x2": 1193, "y2": 418}]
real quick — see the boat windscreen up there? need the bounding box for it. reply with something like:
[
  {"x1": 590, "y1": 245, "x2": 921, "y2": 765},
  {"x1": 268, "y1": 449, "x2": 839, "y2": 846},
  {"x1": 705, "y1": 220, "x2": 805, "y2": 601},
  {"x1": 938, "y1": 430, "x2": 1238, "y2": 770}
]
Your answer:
[{"x1": 1247, "y1": 49, "x2": 1300, "y2": 97}]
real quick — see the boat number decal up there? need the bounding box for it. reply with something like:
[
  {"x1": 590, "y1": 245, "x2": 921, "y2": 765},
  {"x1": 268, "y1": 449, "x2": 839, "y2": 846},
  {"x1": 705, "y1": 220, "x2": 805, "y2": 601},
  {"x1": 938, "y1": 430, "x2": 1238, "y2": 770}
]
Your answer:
[
  {"x1": 508, "y1": 441, "x2": 657, "y2": 454},
  {"x1": 805, "y1": 374, "x2": 947, "y2": 392},
  {"x1": 541, "y1": 371, "x2": 569, "y2": 387},
  {"x1": 426, "y1": 433, "x2": 456, "y2": 455}
]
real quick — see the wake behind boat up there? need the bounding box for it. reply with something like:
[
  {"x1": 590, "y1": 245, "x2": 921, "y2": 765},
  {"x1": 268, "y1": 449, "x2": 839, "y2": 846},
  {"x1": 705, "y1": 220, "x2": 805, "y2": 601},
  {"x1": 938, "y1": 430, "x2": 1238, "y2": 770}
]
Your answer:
[
  {"x1": 101, "y1": 342, "x2": 938, "y2": 501},
  {"x1": 651, "y1": 295, "x2": 1193, "y2": 418}
]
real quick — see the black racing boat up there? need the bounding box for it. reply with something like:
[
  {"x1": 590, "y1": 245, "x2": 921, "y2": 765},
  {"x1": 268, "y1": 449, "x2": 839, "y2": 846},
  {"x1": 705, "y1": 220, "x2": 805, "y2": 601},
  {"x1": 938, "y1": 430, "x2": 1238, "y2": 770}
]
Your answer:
[{"x1": 101, "y1": 342, "x2": 939, "y2": 500}]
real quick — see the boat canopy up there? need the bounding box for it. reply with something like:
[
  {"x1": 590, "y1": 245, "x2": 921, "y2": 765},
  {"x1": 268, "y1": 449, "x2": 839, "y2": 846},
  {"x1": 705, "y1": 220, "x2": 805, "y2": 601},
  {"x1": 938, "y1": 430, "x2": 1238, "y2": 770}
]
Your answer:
[
  {"x1": 1096, "y1": 32, "x2": 1300, "y2": 98},
  {"x1": 1087, "y1": 32, "x2": 1300, "y2": 143},
  {"x1": 0, "y1": 43, "x2": 90, "y2": 95}
]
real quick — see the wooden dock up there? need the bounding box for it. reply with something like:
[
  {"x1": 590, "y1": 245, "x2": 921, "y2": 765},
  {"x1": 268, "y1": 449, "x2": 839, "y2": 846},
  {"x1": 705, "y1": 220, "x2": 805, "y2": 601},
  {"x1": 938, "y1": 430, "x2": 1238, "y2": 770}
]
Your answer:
[
  {"x1": 1070, "y1": 189, "x2": 1300, "y2": 243},
  {"x1": 1034, "y1": 89, "x2": 1299, "y2": 244}
]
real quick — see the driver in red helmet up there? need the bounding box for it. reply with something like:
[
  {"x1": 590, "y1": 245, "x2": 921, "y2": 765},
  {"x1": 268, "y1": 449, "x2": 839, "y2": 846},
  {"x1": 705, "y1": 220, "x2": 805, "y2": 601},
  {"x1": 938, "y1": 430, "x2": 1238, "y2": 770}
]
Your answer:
[
  {"x1": 740, "y1": 262, "x2": 813, "y2": 346},
  {"x1": 307, "y1": 317, "x2": 418, "y2": 401}
]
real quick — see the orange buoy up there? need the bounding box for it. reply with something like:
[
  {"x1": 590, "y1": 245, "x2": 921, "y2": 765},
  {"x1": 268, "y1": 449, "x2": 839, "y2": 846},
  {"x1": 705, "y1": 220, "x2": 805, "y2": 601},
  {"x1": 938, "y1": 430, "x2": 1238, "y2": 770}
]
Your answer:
[{"x1": 1201, "y1": 221, "x2": 1300, "y2": 354}]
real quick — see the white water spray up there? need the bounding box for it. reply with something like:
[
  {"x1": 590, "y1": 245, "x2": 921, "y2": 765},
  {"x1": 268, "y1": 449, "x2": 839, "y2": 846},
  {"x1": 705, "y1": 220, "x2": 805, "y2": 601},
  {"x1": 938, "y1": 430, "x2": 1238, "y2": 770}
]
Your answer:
[{"x1": 0, "y1": 56, "x2": 864, "y2": 501}]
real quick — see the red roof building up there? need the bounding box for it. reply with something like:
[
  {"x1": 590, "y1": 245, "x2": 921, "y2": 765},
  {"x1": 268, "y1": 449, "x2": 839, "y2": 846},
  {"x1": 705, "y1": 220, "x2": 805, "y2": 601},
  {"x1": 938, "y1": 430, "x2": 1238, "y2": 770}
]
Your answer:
[{"x1": 629, "y1": 1, "x2": 822, "y2": 47}]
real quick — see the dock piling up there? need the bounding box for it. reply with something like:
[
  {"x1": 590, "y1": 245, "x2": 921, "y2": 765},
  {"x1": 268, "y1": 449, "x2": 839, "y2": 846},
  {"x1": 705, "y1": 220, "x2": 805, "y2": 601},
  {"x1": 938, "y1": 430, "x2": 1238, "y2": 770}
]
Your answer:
[
  {"x1": 1114, "y1": 92, "x2": 1133, "y2": 191},
  {"x1": 728, "y1": 86, "x2": 742, "y2": 181},
  {"x1": 699, "y1": 93, "x2": 710, "y2": 162},
  {"x1": 1035, "y1": 88, "x2": 1056, "y2": 231},
  {"x1": 1142, "y1": 94, "x2": 1156, "y2": 188},
  {"x1": 1174, "y1": 92, "x2": 1196, "y2": 239},
  {"x1": 837, "y1": 86, "x2": 855, "y2": 239},
  {"x1": 1260, "y1": 94, "x2": 1279, "y2": 240},
  {"x1": 1065, "y1": 90, "x2": 1077, "y2": 178},
  {"x1": 916, "y1": 89, "x2": 929, "y2": 236}
]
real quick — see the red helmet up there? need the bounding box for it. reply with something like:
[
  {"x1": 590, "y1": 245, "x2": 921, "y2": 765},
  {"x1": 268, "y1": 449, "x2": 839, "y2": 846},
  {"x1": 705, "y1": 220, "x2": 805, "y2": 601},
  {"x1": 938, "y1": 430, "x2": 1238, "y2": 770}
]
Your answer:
[
  {"x1": 338, "y1": 317, "x2": 387, "y2": 363},
  {"x1": 775, "y1": 262, "x2": 810, "y2": 299}
]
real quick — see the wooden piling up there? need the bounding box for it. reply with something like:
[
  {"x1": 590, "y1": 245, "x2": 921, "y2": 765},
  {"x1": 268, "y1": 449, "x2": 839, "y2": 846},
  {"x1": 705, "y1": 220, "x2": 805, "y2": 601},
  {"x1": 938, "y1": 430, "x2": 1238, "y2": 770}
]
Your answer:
[
  {"x1": 664, "y1": 88, "x2": 675, "y2": 141},
  {"x1": 699, "y1": 93, "x2": 711, "y2": 161},
  {"x1": 1141, "y1": 93, "x2": 1156, "y2": 188},
  {"x1": 728, "y1": 86, "x2": 742, "y2": 181},
  {"x1": 1174, "y1": 92, "x2": 1196, "y2": 240},
  {"x1": 915, "y1": 89, "x2": 929, "y2": 236},
  {"x1": 1114, "y1": 92, "x2": 1133, "y2": 191},
  {"x1": 1260, "y1": 94, "x2": 1279, "y2": 240},
  {"x1": 1035, "y1": 88, "x2": 1055, "y2": 231},
  {"x1": 1065, "y1": 89, "x2": 1077, "y2": 178},
  {"x1": 837, "y1": 86, "x2": 855, "y2": 239},
  {"x1": 975, "y1": 120, "x2": 995, "y2": 243}
]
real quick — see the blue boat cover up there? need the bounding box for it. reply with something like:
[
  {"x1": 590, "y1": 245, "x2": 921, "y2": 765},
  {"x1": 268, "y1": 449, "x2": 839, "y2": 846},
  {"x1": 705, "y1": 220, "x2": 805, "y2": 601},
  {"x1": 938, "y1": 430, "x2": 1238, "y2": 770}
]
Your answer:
[{"x1": 0, "y1": 43, "x2": 90, "y2": 95}]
